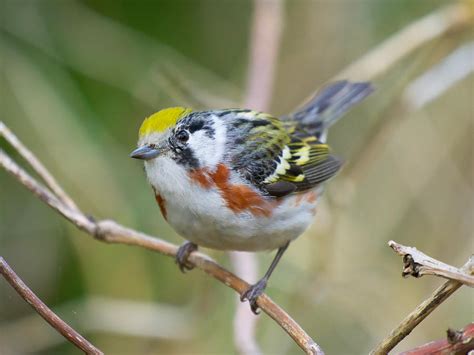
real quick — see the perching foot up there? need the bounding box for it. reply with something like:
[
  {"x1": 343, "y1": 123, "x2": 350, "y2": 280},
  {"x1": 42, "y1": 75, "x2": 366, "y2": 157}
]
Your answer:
[
  {"x1": 240, "y1": 278, "x2": 268, "y2": 314},
  {"x1": 175, "y1": 242, "x2": 198, "y2": 273}
]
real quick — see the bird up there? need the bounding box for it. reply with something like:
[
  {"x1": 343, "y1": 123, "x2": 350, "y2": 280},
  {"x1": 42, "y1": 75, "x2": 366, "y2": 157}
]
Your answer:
[{"x1": 130, "y1": 81, "x2": 373, "y2": 313}]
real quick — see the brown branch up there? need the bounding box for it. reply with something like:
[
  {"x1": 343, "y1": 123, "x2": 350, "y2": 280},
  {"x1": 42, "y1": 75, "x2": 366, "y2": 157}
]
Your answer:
[
  {"x1": 0, "y1": 123, "x2": 320, "y2": 355},
  {"x1": 389, "y1": 240, "x2": 474, "y2": 287},
  {"x1": 370, "y1": 250, "x2": 474, "y2": 354},
  {"x1": 0, "y1": 257, "x2": 103, "y2": 355},
  {"x1": 400, "y1": 323, "x2": 474, "y2": 355}
]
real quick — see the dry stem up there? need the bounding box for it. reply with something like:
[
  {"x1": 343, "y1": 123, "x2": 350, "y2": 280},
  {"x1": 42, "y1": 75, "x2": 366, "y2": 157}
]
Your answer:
[
  {"x1": 0, "y1": 122, "x2": 78, "y2": 211},
  {"x1": 0, "y1": 123, "x2": 320, "y2": 355},
  {"x1": 389, "y1": 240, "x2": 474, "y2": 287},
  {"x1": 370, "y1": 249, "x2": 474, "y2": 354},
  {"x1": 0, "y1": 257, "x2": 103, "y2": 355}
]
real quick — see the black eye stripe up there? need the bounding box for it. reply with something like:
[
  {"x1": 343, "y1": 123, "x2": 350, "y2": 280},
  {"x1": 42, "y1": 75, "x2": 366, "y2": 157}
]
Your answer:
[
  {"x1": 176, "y1": 147, "x2": 199, "y2": 168},
  {"x1": 188, "y1": 121, "x2": 204, "y2": 133}
]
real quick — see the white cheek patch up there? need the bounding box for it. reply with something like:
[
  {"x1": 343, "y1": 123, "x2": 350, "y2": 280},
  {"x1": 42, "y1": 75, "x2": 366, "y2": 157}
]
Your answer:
[
  {"x1": 188, "y1": 116, "x2": 226, "y2": 168},
  {"x1": 212, "y1": 116, "x2": 227, "y2": 163},
  {"x1": 188, "y1": 131, "x2": 215, "y2": 166}
]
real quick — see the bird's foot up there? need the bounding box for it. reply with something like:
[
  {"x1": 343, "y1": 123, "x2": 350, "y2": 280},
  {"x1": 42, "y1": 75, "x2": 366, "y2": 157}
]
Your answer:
[
  {"x1": 240, "y1": 278, "x2": 267, "y2": 314},
  {"x1": 175, "y1": 242, "x2": 198, "y2": 273}
]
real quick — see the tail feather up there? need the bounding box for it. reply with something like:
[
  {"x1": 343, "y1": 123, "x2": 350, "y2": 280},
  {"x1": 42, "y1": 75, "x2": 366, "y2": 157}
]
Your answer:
[{"x1": 287, "y1": 81, "x2": 374, "y2": 141}]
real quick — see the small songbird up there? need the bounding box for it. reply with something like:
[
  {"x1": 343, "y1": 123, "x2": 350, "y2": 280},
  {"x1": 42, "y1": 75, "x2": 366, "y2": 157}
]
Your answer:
[{"x1": 131, "y1": 81, "x2": 373, "y2": 313}]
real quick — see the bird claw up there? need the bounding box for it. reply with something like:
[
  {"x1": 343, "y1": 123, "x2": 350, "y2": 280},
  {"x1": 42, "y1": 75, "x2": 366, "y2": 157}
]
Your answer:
[
  {"x1": 175, "y1": 242, "x2": 197, "y2": 273},
  {"x1": 240, "y1": 279, "x2": 267, "y2": 314}
]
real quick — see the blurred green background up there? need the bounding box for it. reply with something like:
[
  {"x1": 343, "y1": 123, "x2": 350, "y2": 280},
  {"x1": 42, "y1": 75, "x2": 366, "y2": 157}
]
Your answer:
[{"x1": 1, "y1": 1, "x2": 472, "y2": 354}]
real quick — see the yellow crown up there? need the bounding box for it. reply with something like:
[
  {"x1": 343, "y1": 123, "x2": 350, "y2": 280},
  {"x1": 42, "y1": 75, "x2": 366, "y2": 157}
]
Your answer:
[{"x1": 139, "y1": 107, "x2": 192, "y2": 137}]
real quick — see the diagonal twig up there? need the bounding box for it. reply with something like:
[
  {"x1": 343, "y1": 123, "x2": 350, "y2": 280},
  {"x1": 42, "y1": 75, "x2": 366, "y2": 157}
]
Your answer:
[
  {"x1": 370, "y1": 249, "x2": 474, "y2": 354},
  {"x1": 0, "y1": 122, "x2": 78, "y2": 211},
  {"x1": 0, "y1": 123, "x2": 320, "y2": 355},
  {"x1": 0, "y1": 257, "x2": 103, "y2": 355},
  {"x1": 389, "y1": 240, "x2": 474, "y2": 287}
]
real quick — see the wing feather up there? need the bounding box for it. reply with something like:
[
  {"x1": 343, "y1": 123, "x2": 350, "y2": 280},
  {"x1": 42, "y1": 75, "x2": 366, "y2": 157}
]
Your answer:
[
  {"x1": 221, "y1": 109, "x2": 341, "y2": 198},
  {"x1": 261, "y1": 126, "x2": 342, "y2": 196}
]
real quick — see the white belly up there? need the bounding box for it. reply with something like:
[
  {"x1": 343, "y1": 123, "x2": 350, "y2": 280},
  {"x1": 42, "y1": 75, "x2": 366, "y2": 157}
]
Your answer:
[
  {"x1": 167, "y1": 191, "x2": 318, "y2": 251},
  {"x1": 145, "y1": 157, "x2": 319, "y2": 251}
]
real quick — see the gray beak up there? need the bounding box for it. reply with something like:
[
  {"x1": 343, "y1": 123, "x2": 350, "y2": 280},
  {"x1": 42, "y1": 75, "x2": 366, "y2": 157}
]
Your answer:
[{"x1": 130, "y1": 145, "x2": 160, "y2": 160}]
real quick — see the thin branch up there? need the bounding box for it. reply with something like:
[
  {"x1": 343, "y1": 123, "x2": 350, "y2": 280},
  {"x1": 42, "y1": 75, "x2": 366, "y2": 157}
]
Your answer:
[
  {"x1": 0, "y1": 124, "x2": 319, "y2": 355},
  {"x1": 389, "y1": 240, "x2": 474, "y2": 287},
  {"x1": 0, "y1": 122, "x2": 78, "y2": 211},
  {"x1": 0, "y1": 257, "x2": 103, "y2": 355},
  {"x1": 370, "y1": 253, "x2": 474, "y2": 354},
  {"x1": 0, "y1": 150, "x2": 95, "y2": 233},
  {"x1": 400, "y1": 323, "x2": 474, "y2": 355}
]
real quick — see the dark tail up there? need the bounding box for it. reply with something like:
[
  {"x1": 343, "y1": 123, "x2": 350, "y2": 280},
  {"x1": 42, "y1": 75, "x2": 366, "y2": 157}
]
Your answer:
[{"x1": 287, "y1": 81, "x2": 374, "y2": 140}]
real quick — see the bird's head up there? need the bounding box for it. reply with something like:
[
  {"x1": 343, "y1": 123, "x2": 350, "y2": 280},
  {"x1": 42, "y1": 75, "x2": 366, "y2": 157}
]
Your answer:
[{"x1": 130, "y1": 107, "x2": 227, "y2": 170}]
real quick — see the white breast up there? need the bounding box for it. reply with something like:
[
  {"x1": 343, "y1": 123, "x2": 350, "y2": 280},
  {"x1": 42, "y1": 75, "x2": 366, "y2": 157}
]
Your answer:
[{"x1": 145, "y1": 157, "x2": 319, "y2": 251}]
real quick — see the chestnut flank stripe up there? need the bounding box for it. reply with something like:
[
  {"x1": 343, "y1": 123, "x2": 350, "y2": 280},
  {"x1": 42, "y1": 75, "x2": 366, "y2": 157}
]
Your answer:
[
  {"x1": 189, "y1": 164, "x2": 274, "y2": 217},
  {"x1": 155, "y1": 193, "x2": 168, "y2": 220}
]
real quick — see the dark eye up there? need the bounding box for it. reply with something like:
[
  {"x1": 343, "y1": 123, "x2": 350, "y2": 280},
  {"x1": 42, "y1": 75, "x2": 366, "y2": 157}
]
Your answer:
[{"x1": 175, "y1": 130, "x2": 189, "y2": 143}]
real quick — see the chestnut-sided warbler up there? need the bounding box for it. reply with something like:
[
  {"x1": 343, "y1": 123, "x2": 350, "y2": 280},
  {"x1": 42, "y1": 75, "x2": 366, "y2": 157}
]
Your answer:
[{"x1": 131, "y1": 81, "x2": 373, "y2": 313}]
